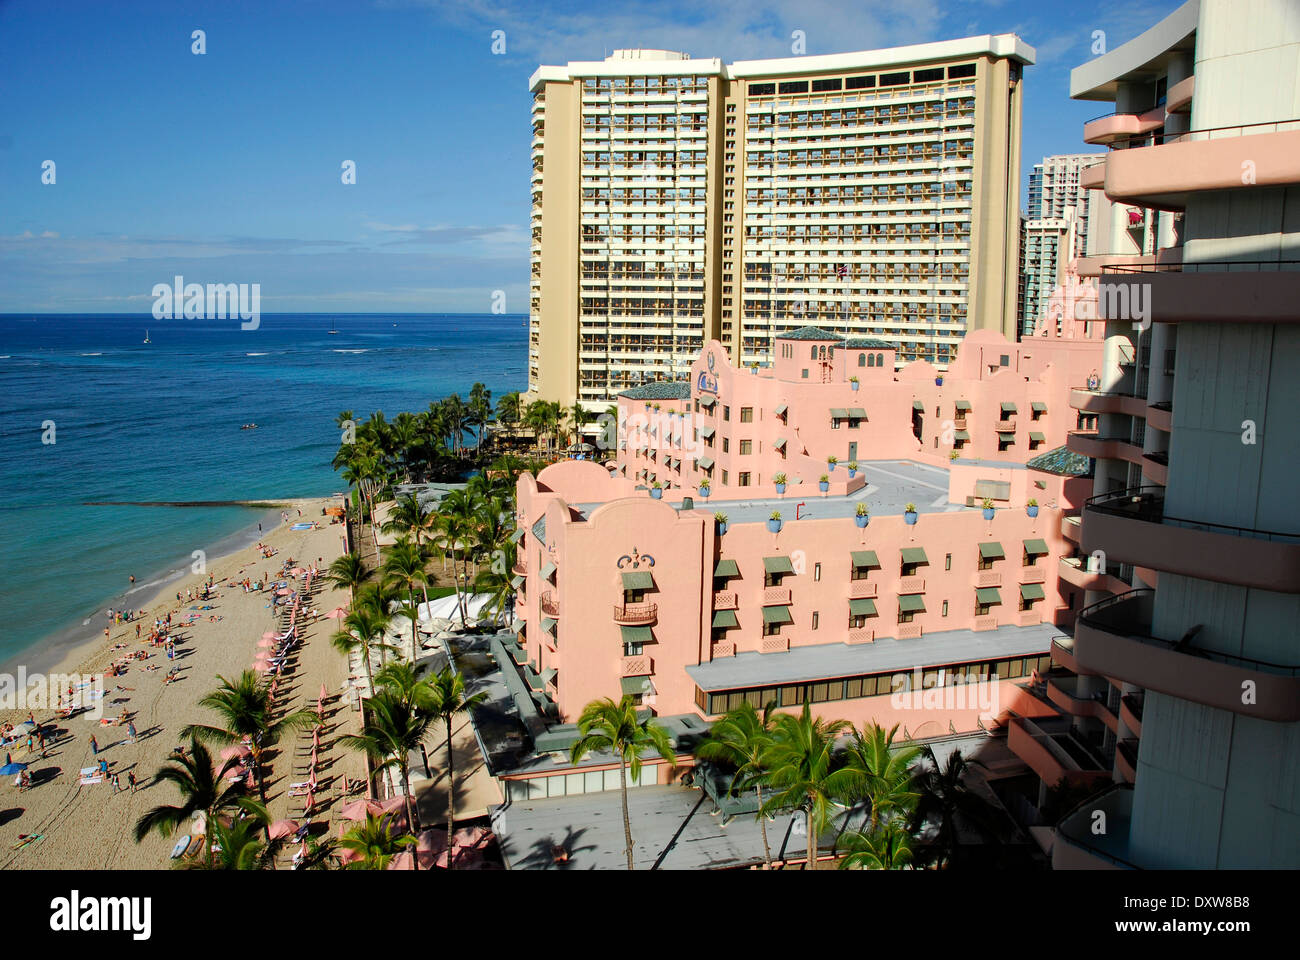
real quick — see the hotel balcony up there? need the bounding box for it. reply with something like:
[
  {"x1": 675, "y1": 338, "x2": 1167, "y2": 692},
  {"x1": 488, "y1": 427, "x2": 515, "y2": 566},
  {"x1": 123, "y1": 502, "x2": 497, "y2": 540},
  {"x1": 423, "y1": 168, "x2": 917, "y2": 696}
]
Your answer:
[
  {"x1": 1079, "y1": 160, "x2": 1105, "y2": 191},
  {"x1": 1145, "y1": 400, "x2": 1173, "y2": 434},
  {"x1": 1166, "y1": 74, "x2": 1193, "y2": 114},
  {"x1": 1050, "y1": 635, "x2": 1094, "y2": 676},
  {"x1": 512, "y1": 557, "x2": 527, "y2": 576},
  {"x1": 1020, "y1": 563, "x2": 1046, "y2": 585},
  {"x1": 1101, "y1": 121, "x2": 1300, "y2": 211},
  {"x1": 612, "y1": 602, "x2": 657, "y2": 626},
  {"x1": 1073, "y1": 589, "x2": 1300, "y2": 722},
  {"x1": 897, "y1": 623, "x2": 923, "y2": 640},
  {"x1": 996, "y1": 418, "x2": 1017, "y2": 433},
  {"x1": 1119, "y1": 692, "x2": 1143, "y2": 737},
  {"x1": 620, "y1": 655, "x2": 654, "y2": 677},
  {"x1": 539, "y1": 591, "x2": 561, "y2": 617},
  {"x1": 898, "y1": 576, "x2": 926, "y2": 594},
  {"x1": 713, "y1": 590, "x2": 738, "y2": 610},
  {"x1": 1083, "y1": 106, "x2": 1166, "y2": 145},
  {"x1": 1007, "y1": 716, "x2": 1112, "y2": 790},
  {"x1": 1047, "y1": 676, "x2": 1119, "y2": 735},
  {"x1": 1097, "y1": 263, "x2": 1300, "y2": 326},
  {"x1": 1061, "y1": 514, "x2": 1082, "y2": 544},
  {"x1": 1068, "y1": 389, "x2": 1147, "y2": 418},
  {"x1": 973, "y1": 615, "x2": 998, "y2": 632},
  {"x1": 1116, "y1": 739, "x2": 1139, "y2": 784},
  {"x1": 847, "y1": 627, "x2": 875, "y2": 645},
  {"x1": 1018, "y1": 610, "x2": 1042, "y2": 627},
  {"x1": 1052, "y1": 784, "x2": 1137, "y2": 870},
  {"x1": 975, "y1": 570, "x2": 1002, "y2": 588},
  {"x1": 762, "y1": 586, "x2": 792, "y2": 605},
  {"x1": 1076, "y1": 247, "x2": 1181, "y2": 278},
  {"x1": 1057, "y1": 556, "x2": 1129, "y2": 595},
  {"x1": 848, "y1": 580, "x2": 878, "y2": 600},
  {"x1": 1067, "y1": 431, "x2": 1145, "y2": 466},
  {"x1": 1082, "y1": 486, "x2": 1300, "y2": 593}
]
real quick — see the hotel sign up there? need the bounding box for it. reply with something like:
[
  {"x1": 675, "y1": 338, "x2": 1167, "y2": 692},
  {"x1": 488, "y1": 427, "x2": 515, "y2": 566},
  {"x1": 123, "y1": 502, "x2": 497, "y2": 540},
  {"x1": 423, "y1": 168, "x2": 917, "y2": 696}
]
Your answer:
[{"x1": 697, "y1": 350, "x2": 719, "y2": 395}]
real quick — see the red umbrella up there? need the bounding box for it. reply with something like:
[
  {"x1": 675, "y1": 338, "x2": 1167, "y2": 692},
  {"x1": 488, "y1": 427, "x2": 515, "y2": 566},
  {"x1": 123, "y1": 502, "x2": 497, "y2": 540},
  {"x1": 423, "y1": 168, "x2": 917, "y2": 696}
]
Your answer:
[{"x1": 268, "y1": 819, "x2": 299, "y2": 840}]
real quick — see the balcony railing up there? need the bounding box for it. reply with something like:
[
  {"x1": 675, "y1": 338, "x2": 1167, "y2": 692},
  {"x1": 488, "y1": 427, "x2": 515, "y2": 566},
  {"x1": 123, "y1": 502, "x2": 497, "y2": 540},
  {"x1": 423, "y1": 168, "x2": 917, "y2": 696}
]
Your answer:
[
  {"x1": 1020, "y1": 564, "x2": 1046, "y2": 584},
  {"x1": 898, "y1": 576, "x2": 925, "y2": 594},
  {"x1": 512, "y1": 558, "x2": 527, "y2": 576},
  {"x1": 997, "y1": 418, "x2": 1017, "y2": 433},
  {"x1": 1104, "y1": 117, "x2": 1300, "y2": 151},
  {"x1": 848, "y1": 580, "x2": 877, "y2": 599},
  {"x1": 1018, "y1": 609, "x2": 1041, "y2": 627},
  {"x1": 613, "y1": 602, "x2": 657, "y2": 625},
  {"x1": 1052, "y1": 784, "x2": 1139, "y2": 870},
  {"x1": 620, "y1": 655, "x2": 654, "y2": 677},
  {"x1": 540, "y1": 592, "x2": 560, "y2": 617},
  {"x1": 712, "y1": 640, "x2": 736, "y2": 658},
  {"x1": 976, "y1": 570, "x2": 1002, "y2": 588},
  {"x1": 973, "y1": 615, "x2": 998, "y2": 632},
  {"x1": 847, "y1": 627, "x2": 875, "y2": 644},
  {"x1": 762, "y1": 586, "x2": 792, "y2": 605},
  {"x1": 897, "y1": 622, "x2": 923, "y2": 640},
  {"x1": 713, "y1": 591, "x2": 738, "y2": 610}
]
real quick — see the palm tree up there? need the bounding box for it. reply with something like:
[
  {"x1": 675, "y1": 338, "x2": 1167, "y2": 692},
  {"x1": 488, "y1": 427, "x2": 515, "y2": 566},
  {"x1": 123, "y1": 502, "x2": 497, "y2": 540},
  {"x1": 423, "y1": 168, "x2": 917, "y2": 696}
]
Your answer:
[
  {"x1": 383, "y1": 538, "x2": 431, "y2": 662},
  {"x1": 569, "y1": 696, "x2": 676, "y2": 870},
  {"x1": 436, "y1": 488, "x2": 479, "y2": 626},
  {"x1": 373, "y1": 661, "x2": 433, "y2": 710},
  {"x1": 134, "y1": 737, "x2": 259, "y2": 869},
  {"x1": 838, "y1": 819, "x2": 915, "y2": 870},
  {"x1": 468, "y1": 382, "x2": 493, "y2": 450},
  {"x1": 495, "y1": 391, "x2": 522, "y2": 428},
  {"x1": 324, "y1": 552, "x2": 370, "y2": 605},
  {"x1": 442, "y1": 393, "x2": 468, "y2": 456},
  {"x1": 693, "y1": 700, "x2": 777, "y2": 868},
  {"x1": 843, "y1": 722, "x2": 920, "y2": 835},
  {"x1": 340, "y1": 689, "x2": 434, "y2": 852},
  {"x1": 472, "y1": 540, "x2": 515, "y2": 627},
  {"x1": 338, "y1": 812, "x2": 416, "y2": 870},
  {"x1": 425, "y1": 666, "x2": 488, "y2": 870},
  {"x1": 759, "y1": 703, "x2": 855, "y2": 870},
  {"x1": 331, "y1": 607, "x2": 396, "y2": 694},
  {"x1": 184, "y1": 806, "x2": 279, "y2": 870},
  {"x1": 180, "y1": 671, "x2": 316, "y2": 805},
  {"x1": 908, "y1": 745, "x2": 999, "y2": 869}
]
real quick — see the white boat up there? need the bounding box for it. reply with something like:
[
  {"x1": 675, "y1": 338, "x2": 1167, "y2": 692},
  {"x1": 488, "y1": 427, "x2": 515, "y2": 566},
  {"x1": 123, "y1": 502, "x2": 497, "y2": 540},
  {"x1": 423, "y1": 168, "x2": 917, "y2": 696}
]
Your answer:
[
  {"x1": 143, "y1": 329, "x2": 151, "y2": 344},
  {"x1": 328, "y1": 319, "x2": 339, "y2": 335}
]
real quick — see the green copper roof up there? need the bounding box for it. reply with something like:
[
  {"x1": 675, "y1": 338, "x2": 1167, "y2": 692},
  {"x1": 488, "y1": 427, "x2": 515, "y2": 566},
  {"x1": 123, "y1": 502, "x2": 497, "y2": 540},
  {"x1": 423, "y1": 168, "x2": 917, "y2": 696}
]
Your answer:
[
  {"x1": 776, "y1": 325, "x2": 845, "y2": 342},
  {"x1": 844, "y1": 337, "x2": 895, "y2": 349},
  {"x1": 1025, "y1": 445, "x2": 1093, "y2": 477},
  {"x1": 619, "y1": 381, "x2": 691, "y2": 400}
]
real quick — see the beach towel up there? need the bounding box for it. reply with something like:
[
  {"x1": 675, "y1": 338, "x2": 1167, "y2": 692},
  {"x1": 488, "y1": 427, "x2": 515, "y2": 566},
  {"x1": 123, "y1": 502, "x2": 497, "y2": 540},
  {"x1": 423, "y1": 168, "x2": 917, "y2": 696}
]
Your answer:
[{"x1": 79, "y1": 776, "x2": 104, "y2": 785}]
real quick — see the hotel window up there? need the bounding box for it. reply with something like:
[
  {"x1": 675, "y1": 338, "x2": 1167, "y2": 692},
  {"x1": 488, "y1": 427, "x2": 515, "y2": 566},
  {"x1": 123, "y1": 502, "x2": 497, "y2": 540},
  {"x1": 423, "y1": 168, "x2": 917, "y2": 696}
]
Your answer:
[
  {"x1": 723, "y1": 406, "x2": 731, "y2": 422},
  {"x1": 898, "y1": 607, "x2": 916, "y2": 624},
  {"x1": 812, "y1": 612, "x2": 819, "y2": 630},
  {"x1": 738, "y1": 472, "x2": 751, "y2": 487},
  {"x1": 977, "y1": 550, "x2": 995, "y2": 571},
  {"x1": 740, "y1": 440, "x2": 752, "y2": 455},
  {"x1": 802, "y1": 369, "x2": 809, "y2": 378},
  {"x1": 945, "y1": 553, "x2": 952, "y2": 571},
  {"x1": 721, "y1": 470, "x2": 729, "y2": 485},
  {"x1": 814, "y1": 563, "x2": 821, "y2": 582},
  {"x1": 740, "y1": 407, "x2": 753, "y2": 423},
  {"x1": 941, "y1": 600, "x2": 949, "y2": 617},
  {"x1": 722, "y1": 438, "x2": 730, "y2": 453}
]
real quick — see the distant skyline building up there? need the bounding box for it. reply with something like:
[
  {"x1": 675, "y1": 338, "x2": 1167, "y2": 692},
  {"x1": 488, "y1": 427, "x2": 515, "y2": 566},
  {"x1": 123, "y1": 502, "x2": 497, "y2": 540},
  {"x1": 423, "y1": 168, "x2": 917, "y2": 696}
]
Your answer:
[{"x1": 527, "y1": 36, "x2": 1035, "y2": 410}]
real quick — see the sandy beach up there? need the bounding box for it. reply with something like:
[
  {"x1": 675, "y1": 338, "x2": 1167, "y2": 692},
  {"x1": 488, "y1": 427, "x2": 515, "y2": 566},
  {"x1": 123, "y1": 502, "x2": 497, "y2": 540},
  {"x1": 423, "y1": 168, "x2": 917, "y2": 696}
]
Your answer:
[{"x1": 0, "y1": 498, "x2": 362, "y2": 869}]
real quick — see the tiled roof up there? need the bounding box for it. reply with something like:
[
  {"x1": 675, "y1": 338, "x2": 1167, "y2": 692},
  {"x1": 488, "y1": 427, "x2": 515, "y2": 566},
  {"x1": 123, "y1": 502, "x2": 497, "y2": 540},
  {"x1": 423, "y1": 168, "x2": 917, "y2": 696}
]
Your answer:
[
  {"x1": 618, "y1": 381, "x2": 691, "y2": 400},
  {"x1": 844, "y1": 337, "x2": 895, "y2": 349},
  {"x1": 1026, "y1": 445, "x2": 1093, "y2": 476},
  {"x1": 775, "y1": 325, "x2": 845, "y2": 342}
]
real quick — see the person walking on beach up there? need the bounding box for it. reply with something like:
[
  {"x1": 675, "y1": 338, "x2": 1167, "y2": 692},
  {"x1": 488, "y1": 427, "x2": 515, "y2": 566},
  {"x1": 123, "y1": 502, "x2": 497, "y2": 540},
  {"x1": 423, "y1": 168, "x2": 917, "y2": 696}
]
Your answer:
[
  {"x1": 97, "y1": 758, "x2": 109, "y2": 778},
  {"x1": 129, "y1": 574, "x2": 135, "y2": 585},
  {"x1": 90, "y1": 735, "x2": 99, "y2": 756},
  {"x1": 127, "y1": 721, "x2": 137, "y2": 744},
  {"x1": 110, "y1": 772, "x2": 121, "y2": 793},
  {"x1": 136, "y1": 623, "x2": 141, "y2": 639},
  {"x1": 128, "y1": 771, "x2": 138, "y2": 792}
]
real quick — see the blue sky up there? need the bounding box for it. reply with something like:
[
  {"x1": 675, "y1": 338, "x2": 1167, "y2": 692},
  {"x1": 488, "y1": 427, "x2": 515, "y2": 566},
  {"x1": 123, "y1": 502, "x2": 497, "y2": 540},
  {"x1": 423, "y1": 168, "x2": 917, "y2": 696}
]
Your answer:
[{"x1": 0, "y1": 0, "x2": 1183, "y2": 313}]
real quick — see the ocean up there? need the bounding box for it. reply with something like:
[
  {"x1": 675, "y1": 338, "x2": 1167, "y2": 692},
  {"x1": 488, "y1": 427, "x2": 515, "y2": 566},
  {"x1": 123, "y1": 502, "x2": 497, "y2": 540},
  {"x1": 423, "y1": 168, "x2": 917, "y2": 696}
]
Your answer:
[{"x1": 0, "y1": 313, "x2": 527, "y2": 671}]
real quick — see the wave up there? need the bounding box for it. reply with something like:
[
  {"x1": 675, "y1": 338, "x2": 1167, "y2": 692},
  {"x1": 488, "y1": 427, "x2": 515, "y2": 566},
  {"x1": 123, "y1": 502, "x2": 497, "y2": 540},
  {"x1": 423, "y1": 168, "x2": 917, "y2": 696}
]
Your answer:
[
  {"x1": 331, "y1": 348, "x2": 368, "y2": 354},
  {"x1": 79, "y1": 352, "x2": 104, "y2": 357},
  {"x1": 245, "y1": 352, "x2": 269, "y2": 357}
]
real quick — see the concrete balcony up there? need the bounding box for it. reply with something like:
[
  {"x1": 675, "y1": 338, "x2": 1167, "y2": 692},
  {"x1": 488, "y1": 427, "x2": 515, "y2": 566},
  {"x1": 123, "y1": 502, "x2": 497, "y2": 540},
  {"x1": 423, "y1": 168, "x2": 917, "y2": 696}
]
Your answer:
[
  {"x1": 512, "y1": 557, "x2": 527, "y2": 576},
  {"x1": 847, "y1": 627, "x2": 875, "y2": 644},
  {"x1": 1050, "y1": 635, "x2": 1093, "y2": 676},
  {"x1": 1047, "y1": 676, "x2": 1119, "y2": 735},
  {"x1": 976, "y1": 570, "x2": 1002, "y2": 588},
  {"x1": 973, "y1": 615, "x2": 998, "y2": 632},
  {"x1": 897, "y1": 623, "x2": 923, "y2": 640},
  {"x1": 711, "y1": 641, "x2": 736, "y2": 658},
  {"x1": 1057, "y1": 556, "x2": 1129, "y2": 595},
  {"x1": 898, "y1": 576, "x2": 925, "y2": 594},
  {"x1": 1120, "y1": 693, "x2": 1143, "y2": 737},
  {"x1": 1074, "y1": 589, "x2": 1300, "y2": 722},
  {"x1": 1076, "y1": 247, "x2": 1181, "y2": 278},
  {"x1": 1068, "y1": 390, "x2": 1147, "y2": 417},
  {"x1": 1166, "y1": 74, "x2": 1193, "y2": 114},
  {"x1": 952, "y1": 416, "x2": 968, "y2": 430},
  {"x1": 713, "y1": 591, "x2": 738, "y2": 610},
  {"x1": 996, "y1": 418, "x2": 1017, "y2": 433},
  {"x1": 1102, "y1": 123, "x2": 1300, "y2": 211},
  {"x1": 1082, "y1": 487, "x2": 1300, "y2": 593},
  {"x1": 1018, "y1": 610, "x2": 1042, "y2": 627},
  {"x1": 1116, "y1": 739, "x2": 1139, "y2": 784},
  {"x1": 1083, "y1": 106, "x2": 1166, "y2": 145},
  {"x1": 620, "y1": 655, "x2": 653, "y2": 677},
  {"x1": 1061, "y1": 514, "x2": 1082, "y2": 543},
  {"x1": 1067, "y1": 431, "x2": 1145, "y2": 466},
  {"x1": 1052, "y1": 785, "x2": 1137, "y2": 870},
  {"x1": 1020, "y1": 564, "x2": 1046, "y2": 585},
  {"x1": 1079, "y1": 160, "x2": 1105, "y2": 191},
  {"x1": 762, "y1": 586, "x2": 792, "y2": 605},
  {"x1": 1096, "y1": 267, "x2": 1300, "y2": 326},
  {"x1": 613, "y1": 602, "x2": 657, "y2": 625},
  {"x1": 761, "y1": 637, "x2": 790, "y2": 653},
  {"x1": 848, "y1": 580, "x2": 878, "y2": 600},
  {"x1": 540, "y1": 591, "x2": 561, "y2": 617},
  {"x1": 1145, "y1": 400, "x2": 1173, "y2": 434},
  {"x1": 1007, "y1": 716, "x2": 1112, "y2": 790}
]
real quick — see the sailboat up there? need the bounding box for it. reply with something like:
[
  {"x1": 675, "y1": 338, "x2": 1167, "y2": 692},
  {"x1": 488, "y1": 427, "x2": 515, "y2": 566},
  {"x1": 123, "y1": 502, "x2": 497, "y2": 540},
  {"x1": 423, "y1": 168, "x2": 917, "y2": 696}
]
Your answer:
[
  {"x1": 328, "y1": 318, "x2": 339, "y2": 335},
  {"x1": 143, "y1": 329, "x2": 151, "y2": 344}
]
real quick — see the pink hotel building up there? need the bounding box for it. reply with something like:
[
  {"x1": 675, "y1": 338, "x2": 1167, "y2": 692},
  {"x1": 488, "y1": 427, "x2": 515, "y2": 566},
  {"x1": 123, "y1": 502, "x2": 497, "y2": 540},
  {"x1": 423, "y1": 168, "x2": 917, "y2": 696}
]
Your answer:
[{"x1": 507, "y1": 313, "x2": 1108, "y2": 747}]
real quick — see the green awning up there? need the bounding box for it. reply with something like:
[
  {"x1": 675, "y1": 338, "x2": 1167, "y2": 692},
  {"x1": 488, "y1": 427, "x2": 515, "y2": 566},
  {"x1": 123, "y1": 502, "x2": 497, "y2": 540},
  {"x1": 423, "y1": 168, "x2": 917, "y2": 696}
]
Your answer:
[
  {"x1": 525, "y1": 667, "x2": 543, "y2": 690},
  {"x1": 513, "y1": 621, "x2": 526, "y2": 636},
  {"x1": 774, "y1": 437, "x2": 788, "y2": 451},
  {"x1": 620, "y1": 625, "x2": 652, "y2": 644},
  {"x1": 541, "y1": 617, "x2": 557, "y2": 633},
  {"x1": 621, "y1": 676, "x2": 653, "y2": 696},
  {"x1": 774, "y1": 404, "x2": 788, "y2": 417},
  {"x1": 1024, "y1": 538, "x2": 1049, "y2": 556},
  {"x1": 511, "y1": 575, "x2": 525, "y2": 589},
  {"x1": 696, "y1": 456, "x2": 714, "y2": 470},
  {"x1": 848, "y1": 407, "x2": 867, "y2": 419},
  {"x1": 899, "y1": 595, "x2": 926, "y2": 612},
  {"x1": 997, "y1": 432, "x2": 1016, "y2": 440},
  {"x1": 830, "y1": 408, "x2": 850, "y2": 419},
  {"x1": 509, "y1": 529, "x2": 525, "y2": 543},
  {"x1": 762, "y1": 605, "x2": 793, "y2": 625},
  {"x1": 542, "y1": 668, "x2": 558, "y2": 685},
  {"x1": 511, "y1": 644, "x2": 529, "y2": 665},
  {"x1": 622, "y1": 570, "x2": 654, "y2": 591},
  {"x1": 712, "y1": 610, "x2": 739, "y2": 629},
  {"x1": 975, "y1": 587, "x2": 1002, "y2": 605},
  {"x1": 763, "y1": 556, "x2": 794, "y2": 574},
  {"x1": 1029, "y1": 431, "x2": 1046, "y2": 442},
  {"x1": 714, "y1": 559, "x2": 739, "y2": 578},
  {"x1": 955, "y1": 400, "x2": 971, "y2": 411},
  {"x1": 849, "y1": 598, "x2": 877, "y2": 616},
  {"x1": 978, "y1": 541, "x2": 1005, "y2": 560},
  {"x1": 900, "y1": 547, "x2": 928, "y2": 564},
  {"x1": 699, "y1": 396, "x2": 717, "y2": 408},
  {"x1": 953, "y1": 429, "x2": 970, "y2": 440},
  {"x1": 913, "y1": 400, "x2": 925, "y2": 411},
  {"x1": 1001, "y1": 402, "x2": 1018, "y2": 413},
  {"x1": 700, "y1": 426, "x2": 715, "y2": 439},
  {"x1": 1031, "y1": 401, "x2": 1048, "y2": 413},
  {"x1": 1020, "y1": 583, "x2": 1046, "y2": 600},
  {"x1": 539, "y1": 561, "x2": 556, "y2": 580},
  {"x1": 850, "y1": 550, "x2": 879, "y2": 568}
]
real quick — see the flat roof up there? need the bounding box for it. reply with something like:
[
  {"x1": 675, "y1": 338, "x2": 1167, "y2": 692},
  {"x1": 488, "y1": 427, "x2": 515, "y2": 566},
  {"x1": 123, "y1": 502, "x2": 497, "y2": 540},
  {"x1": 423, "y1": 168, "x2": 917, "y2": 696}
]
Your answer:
[{"x1": 686, "y1": 622, "x2": 1059, "y2": 691}]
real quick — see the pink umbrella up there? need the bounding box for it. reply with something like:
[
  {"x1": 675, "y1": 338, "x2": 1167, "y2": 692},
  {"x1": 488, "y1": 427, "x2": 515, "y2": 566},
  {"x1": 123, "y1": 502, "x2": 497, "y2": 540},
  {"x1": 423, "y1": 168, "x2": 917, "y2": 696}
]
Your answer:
[
  {"x1": 261, "y1": 631, "x2": 280, "y2": 640},
  {"x1": 257, "y1": 638, "x2": 277, "y2": 648},
  {"x1": 276, "y1": 588, "x2": 291, "y2": 597},
  {"x1": 378, "y1": 796, "x2": 408, "y2": 815},
  {"x1": 339, "y1": 799, "x2": 386, "y2": 821},
  {"x1": 268, "y1": 819, "x2": 300, "y2": 840},
  {"x1": 219, "y1": 745, "x2": 251, "y2": 761},
  {"x1": 336, "y1": 847, "x2": 363, "y2": 864},
  {"x1": 387, "y1": 851, "x2": 415, "y2": 870},
  {"x1": 291, "y1": 567, "x2": 307, "y2": 575},
  {"x1": 324, "y1": 607, "x2": 349, "y2": 620},
  {"x1": 254, "y1": 662, "x2": 273, "y2": 673}
]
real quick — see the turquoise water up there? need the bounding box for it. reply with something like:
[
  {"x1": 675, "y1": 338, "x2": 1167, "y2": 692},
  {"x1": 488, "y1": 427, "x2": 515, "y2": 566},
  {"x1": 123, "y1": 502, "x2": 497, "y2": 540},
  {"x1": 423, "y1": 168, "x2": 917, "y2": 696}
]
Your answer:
[{"x1": 0, "y1": 313, "x2": 526, "y2": 669}]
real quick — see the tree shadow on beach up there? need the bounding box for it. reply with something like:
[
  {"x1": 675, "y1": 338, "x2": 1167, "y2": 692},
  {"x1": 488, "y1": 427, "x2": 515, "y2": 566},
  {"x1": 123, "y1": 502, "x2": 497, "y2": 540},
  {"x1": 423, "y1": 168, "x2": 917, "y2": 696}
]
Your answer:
[{"x1": 0, "y1": 808, "x2": 24, "y2": 826}]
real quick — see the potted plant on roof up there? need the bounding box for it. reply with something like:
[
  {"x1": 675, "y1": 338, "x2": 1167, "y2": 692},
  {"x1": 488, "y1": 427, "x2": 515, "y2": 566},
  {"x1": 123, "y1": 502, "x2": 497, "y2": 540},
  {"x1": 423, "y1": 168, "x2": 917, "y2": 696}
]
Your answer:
[
  {"x1": 949, "y1": 449, "x2": 960, "y2": 461},
  {"x1": 773, "y1": 472, "x2": 787, "y2": 495},
  {"x1": 904, "y1": 502, "x2": 918, "y2": 525},
  {"x1": 715, "y1": 512, "x2": 729, "y2": 535},
  {"x1": 1026, "y1": 498, "x2": 1039, "y2": 518},
  {"x1": 855, "y1": 503, "x2": 870, "y2": 528},
  {"x1": 847, "y1": 460, "x2": 859, "y2": 479},
  {"x1": 849, "y1": 375, "x2": 860, "y2": 392},
  {"x1": 650, "y1": 481, "x2": 663, "y2": 500},
  {"x1": 698, "y1": 480, "x2": 711, "y2": 499},
  {"x1": 981, "y1": 497, "x2": 995, "y2": 521},
  {"x1": 827, "y1": 455, "x2": 839, "y2": 472},
  {"x1": 818, "y1": 473, "x2": 830, "y2": 493},
  {"x1": 767, "y1": 510, "x2": 783, "y2": 534}
]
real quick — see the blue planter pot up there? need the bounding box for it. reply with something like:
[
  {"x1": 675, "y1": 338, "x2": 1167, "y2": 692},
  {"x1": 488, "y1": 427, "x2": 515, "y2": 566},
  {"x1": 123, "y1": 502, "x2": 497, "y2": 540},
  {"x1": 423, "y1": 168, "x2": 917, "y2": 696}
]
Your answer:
[
  {"x1": 904, "y1": 511, "x2": 918, "y2": 525},
  {"x1": 767, "y1": 519, "x2": 783, "y2": 533},
  {"x1": 818, "y1": 481, "x2": 829, "y2": 492},
  {"x1": 650, "y1": 488, "x2": 662, "y2": 499},
  {"x1": 850, "y1": 381, "x2": 859, "y2": 391},
  {"x1": 855, "y1": 514, "x2": 869, "y2": 528},
  {"x1": 848, "y1": 469, "x2": 857, "y2": 479},
  {"x1": 1027, "y1": 505, "x2": 1039, "y2": 518},
  {"x1": 717, "y1": 522, "x2": 728, "y2": 535},
  {"x1": 698, "y1": 488, "x2": 710, "y2": 499},
  {"x1": 774, "y1": 483, "x2": 786, "y2": 495},
  {"x1": 982, "y1": 507, "x2": 995, "y2": 520},
  {"x1": 828, "y1": 463, "x2": 837, "y2": 472}
]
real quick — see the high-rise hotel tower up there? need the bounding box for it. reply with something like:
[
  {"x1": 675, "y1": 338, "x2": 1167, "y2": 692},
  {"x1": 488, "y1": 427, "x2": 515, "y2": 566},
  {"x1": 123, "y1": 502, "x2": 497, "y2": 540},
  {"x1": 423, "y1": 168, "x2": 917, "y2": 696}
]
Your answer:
[{"x1": 527, "y1": 37, "x2": 1034, "y2": 409}]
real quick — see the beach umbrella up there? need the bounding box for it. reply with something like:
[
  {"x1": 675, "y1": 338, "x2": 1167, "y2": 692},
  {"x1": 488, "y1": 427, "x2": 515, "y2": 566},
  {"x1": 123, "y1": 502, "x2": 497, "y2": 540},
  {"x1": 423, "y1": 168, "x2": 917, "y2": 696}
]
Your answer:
[
  {"x1": 257, "y1": 638, "x2": 277, "y2": 648},
  {"x1": 387, "y1": 851, "x2": 415, "y2": 871},
  {"x1": 219, "y1": 745, "x2": 251, "y2": 761},
  {"x1": 268, "y1": 819, "x2": 300, "y2": 840},
  {"x1": 262, "y1": 631, "x2": 279, "y2": 639},
  {"x1": 339, "y1": 799, "x2": 386, "y2": 821},
  {"x1": 0, "y1": 762, "x2": 28, "y2": 776},
  {"x1": 254, "y1": 662, "x2": 273, "y2": 673},
  {"x1": 336, "y1": 847, "x2": 363, "y2": 864},
  {"x1": 324, "y1": 607, "x2": 348, "y2": 620},
  {"x1": 276, "y1": 588, "x2": 291, "y2": 597},
  {"x1": 290, "y1": 567, "x2": 307, "y2": 575}
]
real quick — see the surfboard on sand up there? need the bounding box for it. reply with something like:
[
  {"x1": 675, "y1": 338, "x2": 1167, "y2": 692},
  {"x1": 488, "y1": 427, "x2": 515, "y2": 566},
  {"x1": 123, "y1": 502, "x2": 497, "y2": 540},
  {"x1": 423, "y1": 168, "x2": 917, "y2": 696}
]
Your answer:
[{"x1": 170, "y1": 835, "x2": 192, "y2": 859}]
